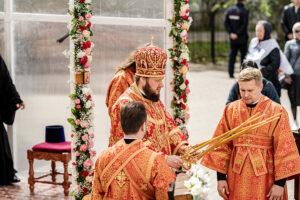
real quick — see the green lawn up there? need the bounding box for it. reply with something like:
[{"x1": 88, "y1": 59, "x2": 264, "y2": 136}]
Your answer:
[{"x1": 188, "y1": 41, "x2": 231, "y2": 63}]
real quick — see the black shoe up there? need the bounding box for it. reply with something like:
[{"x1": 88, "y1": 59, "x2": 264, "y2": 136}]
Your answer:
[
  {"x1": 229, "y1": 75, "x2": 235, "y2": 79},
  {"x1": 12, "y1": 175, "x2": 20, "y2": 183}
]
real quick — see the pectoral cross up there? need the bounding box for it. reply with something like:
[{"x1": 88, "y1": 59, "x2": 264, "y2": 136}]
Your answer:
[{"x1": 116, "y1": 170, "x2": 127, "y2": 187}]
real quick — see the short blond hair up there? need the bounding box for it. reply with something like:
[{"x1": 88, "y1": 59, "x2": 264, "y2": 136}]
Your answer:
[{"x1": 238, "y1": 67, "x2": 262, "y2": 85}]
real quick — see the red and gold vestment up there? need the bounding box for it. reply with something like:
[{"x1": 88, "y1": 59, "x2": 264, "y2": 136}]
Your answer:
[
  {"x1": 105, "y1": 69, "x2": 134, "y2": 116},
  {"x1": 201, "y1": 96, "x2": 300, "y2": 200},
  {"x1": 91, "y1": 139, "x2": 175, "y2": 200},
  {"x1": 109, "y1": 83, "x2": 188, "y2": 155}
]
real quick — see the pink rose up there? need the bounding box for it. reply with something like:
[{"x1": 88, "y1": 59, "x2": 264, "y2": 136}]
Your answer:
[
  {"x1": 80, "y1": 144, "x2": 88, "y2": 152},
  {"x1": 78, "y1": 35, "x2": 83, "y2": 40},
  {"x1": 84, "y1": 159, "x2": 92, "y2": 168},
  {"x1": 185, "y1": 113, "x2": 190, "y2": 120},
  {"x1": 75, "y1": 99, "x2": 80, "y2": 104},
  {"x1": 186, "y1": 88, "x2": 191, "y2": 94},
  {"x1": 79, "y1": 16, "x2": 84, "y2": 21},
  {"x1": 84, "y1": 64, "x2": 89, "y2": 69},
  {"x1": 81, "y1": 134, "x2": 89, "y2": 141},
  {"x1": 176, "y1": 118, "x2": 183, "y2": 124},
  {"x1": 75, "y1": 119, "x2": 80, "y2": 125},
  {"x1": 75, "y1": 151, "x2": 79, "y2": 157},
  {"x1": 85, "y1": 13, "x2": 92, "y2": 19},
  {"x1": 85, "y1": 48, "x2": 91, "y2": 55},
  {"x1": 179, "y1": 10, "x2": 185, "y2": 17},
  {"x1": 91, "y1": 133, "x2": 95, "y2": 138},
  {"x1": 77, "y1": 185, "x2": 81, "y2": 191},
  {"x1": 89, "y1": 141, "x2": 94, "y2": 148},
  {"x1": 91, "y1": 150, "x2": 97, "y2": 158},
  {"x1": 80, "y1": 121, "x2": 89, "y2": 128}
]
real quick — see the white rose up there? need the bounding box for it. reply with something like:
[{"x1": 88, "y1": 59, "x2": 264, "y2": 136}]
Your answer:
[
  {"x1": 89, "y1": 114, "x2": 94, "y2": 120},
  {"x1": 77, "y1": 51, "x2": 85, "y2": 58},
  {"x1": 87, "y1": 55, "x2": 92, "y2": 64},
  {"x1": 189, "y1": 176, "x2": 200, "y2": 186},
  {"x1": 184, "y1": 180, "x2": 192, "y2": 189},
  {"x1": 196, "y1": 169, "x2": 205, "y2": 178},
  {"x1": 179, "y1": 83, "x2": 186, "y2": 90},
  {"x1": 82, "y1": 87, "x2": 89, "y2": 95},
  {"x1": 88, "y1": 128, "x2": 94, "y2": 135},
  {"x1": 86, "y1": 176, "x2": 93, "y2": 183},
  {"x1": 180, "y1": 52, "x2": 188, "y2": 60},
  {"x1": 82, "y1": 30, "x2": 90, "y2": 38},
  {"x1": 190, "y1": 185, "x2": 203, "y2": 196},
  {"x1": 182, "y1": 4, "x2": 189, "y2": 11},
  {"x1": 86, "y1": 101, "x2": 92, "y2": 108}
]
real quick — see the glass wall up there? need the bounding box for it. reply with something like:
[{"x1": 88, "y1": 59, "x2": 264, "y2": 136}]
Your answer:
[
  {"x1": 94, "y1": 0, "x2": 164, "y2": 18},
  {"x1": 13, "y1": 0, "x2": 68, "y2": 14},
  {"x1": 2, "y1": 0, "x2": 170, "y2": 173},
  {"x1": 91, "y1": 25, "x2": 164, "y2": 93}
]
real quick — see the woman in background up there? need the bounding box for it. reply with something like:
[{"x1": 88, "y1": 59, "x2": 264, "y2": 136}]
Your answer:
[{"x1": 284, "y1": 22, "x2": 300, "y2": 130}]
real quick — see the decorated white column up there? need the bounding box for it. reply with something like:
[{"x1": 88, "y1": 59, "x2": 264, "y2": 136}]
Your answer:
[{"x1": 67, "y1": 0, "x2": 96, "y2": 199}]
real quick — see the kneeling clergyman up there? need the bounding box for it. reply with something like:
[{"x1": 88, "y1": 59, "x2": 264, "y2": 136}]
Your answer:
[
  {"x1": 91, "y1": 101, "x2": 175, "y2": 200},
  {"x1": 201, "y1": 67, "x2": 300, "y2": 200}
]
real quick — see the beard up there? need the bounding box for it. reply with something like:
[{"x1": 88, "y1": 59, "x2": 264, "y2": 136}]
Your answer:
[{"x1": 143, "y1": 80, "x2": 160, "y2": 102}]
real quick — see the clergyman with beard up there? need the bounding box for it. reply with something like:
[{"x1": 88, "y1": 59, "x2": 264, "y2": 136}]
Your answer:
[{"x1": 109, "y1": 44, "x2": 189, "y2": 169}]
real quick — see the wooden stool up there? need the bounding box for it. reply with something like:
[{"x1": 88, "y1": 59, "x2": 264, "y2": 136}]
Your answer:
[{"x1": 27, "y1": 141, "x2": 71, "y2": 196}]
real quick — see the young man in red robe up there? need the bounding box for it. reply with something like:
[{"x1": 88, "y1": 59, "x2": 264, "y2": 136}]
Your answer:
[
  {"x1": 91, "y1": 101, "x2": 174, "y2": 200},
  {"x1": 201, "y1": 67, "x2": 300, "y2": 200}
]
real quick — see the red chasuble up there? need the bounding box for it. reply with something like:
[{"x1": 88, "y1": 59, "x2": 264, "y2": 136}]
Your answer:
[
  {"x1": 105, "y1": 69, "x2": 134, "y2": 116},
  {"x1": 91, "y1": 139, "x2": 175, "y2": 200},
  {"x1": 109, "y1": 83, "x2": 188, "y2": 155},
  {"x1": 201, "y1": 96, "x2": 300, "y2": 200}
]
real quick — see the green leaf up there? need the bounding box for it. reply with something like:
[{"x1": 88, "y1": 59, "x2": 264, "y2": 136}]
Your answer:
[
  {"x1": 68, "y1": 118, "x2": 76, "y2": 126},
  {"x1": 71, "y1": 109, "x2": 77, "y2": 116},
  {"x1": 69, "y1": 94, "x2": 77, "y2": 100},
  {"x1": 80, "y1": 21, "x2": 86, "y2": 27}
]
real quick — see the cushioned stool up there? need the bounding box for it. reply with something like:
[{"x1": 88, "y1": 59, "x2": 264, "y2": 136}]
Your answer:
[{"x1": 27, "y1": 125, "x2": 71, "y2": 196}]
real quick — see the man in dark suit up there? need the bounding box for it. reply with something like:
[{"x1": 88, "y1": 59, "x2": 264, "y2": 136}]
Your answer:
[
  {"x1": 224, "y1": 0, "x2": 249, "y2": 78},
  {"x1": 281, "y1": 0, "x2": 300, "y2": 41}
]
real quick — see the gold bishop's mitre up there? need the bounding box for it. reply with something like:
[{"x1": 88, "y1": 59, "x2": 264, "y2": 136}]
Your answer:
[{"x1": 134, "y1": 39, "x2": 167, "y2": 78}]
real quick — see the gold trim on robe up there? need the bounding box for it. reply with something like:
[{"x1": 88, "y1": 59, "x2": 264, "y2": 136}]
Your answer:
[
  {"x1": 91, "y1": 139, "x2": 175, "y2": 200},
  {"x1": 201, "y1": 96, "x2": 300, "y2": 200},
  {"x1": 109, "y1": 82, "x2": 188, "y2": 156}
]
